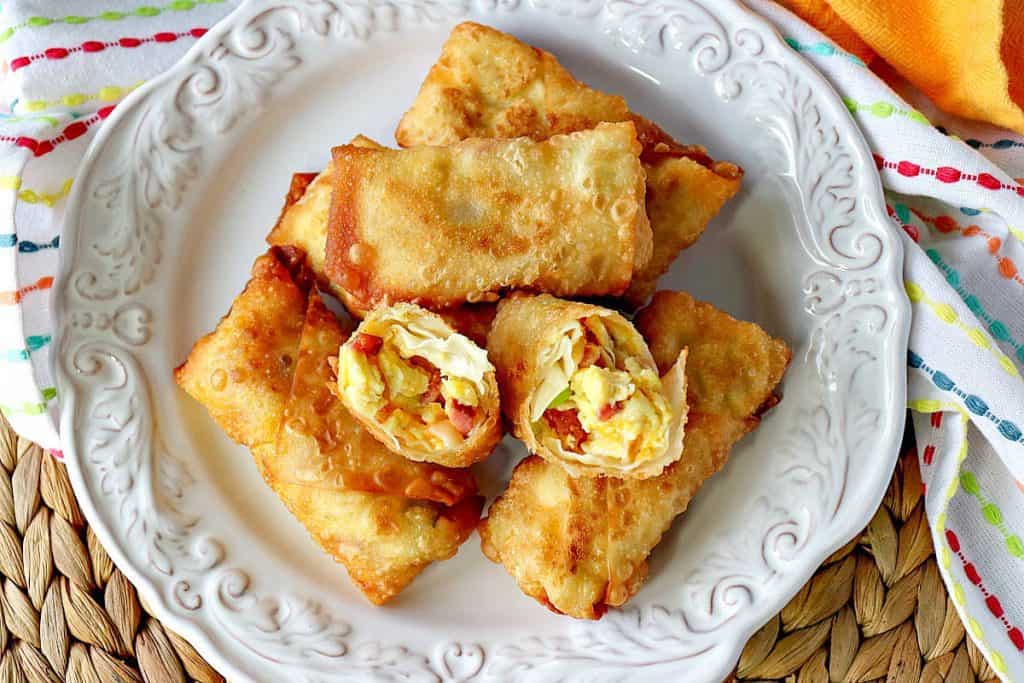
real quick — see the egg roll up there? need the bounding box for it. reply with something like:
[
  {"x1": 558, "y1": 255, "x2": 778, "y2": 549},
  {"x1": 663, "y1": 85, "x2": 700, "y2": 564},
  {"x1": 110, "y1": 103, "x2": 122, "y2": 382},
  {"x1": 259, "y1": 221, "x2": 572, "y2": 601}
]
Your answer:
[
  {"x1": 487, "y1": 294, "x2": 688, "y2": 479},
  {"x1": 333, "y1": 303, "x2": 502, "y2": 468},
  {"x1": 175, "y1": 248, "x2": 482, "y2": 605},
  {"x1": 266, "y1": 154, "x2": 498, "y2": 340},
  {"x1": 479, "y1": 290, "x2": 790, "y2": 618},
  {"x1": 267, "y1": 135, "x2": 384, "y2": 315},
  {"x1": 273, "y1": 292, "x2": 482, "y2": 604},
  {"x1": 174, "y1": 246, "x2": 314, "y2": 459},
  {"x1": 276, "y1": 293, "x2": 478, "y2": 505},
  {"x1": 395, "y1": 21, "x2": 742, "y2": 306},
  {"x1": 324, "y1": 122, "x2": 652, "y2": 310}
]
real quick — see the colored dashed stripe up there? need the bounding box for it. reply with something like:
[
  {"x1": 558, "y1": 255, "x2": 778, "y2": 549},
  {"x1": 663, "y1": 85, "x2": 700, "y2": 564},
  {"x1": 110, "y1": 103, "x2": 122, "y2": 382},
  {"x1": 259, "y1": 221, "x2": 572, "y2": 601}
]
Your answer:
[
  {"x1": 843, "y1": 97, "x2": 929, "y2": 125},
  {"x1": 921, "y1": 413, "x2": 1009, "y2": 676},
  {"x1": 959, "y1": 470, "x2": 1024, "y2": 560},
  {"x1": 0, "y1": 176, "x2": 73, "y2": 207},
  {"x1": 908, "y1": 350, "x2": 1024, "y2": 444},
  {"x1": 0, "y1": 235, "x2": 60, "y2": 253},
  {"x1": 784, "y1": 37, "x2": 865, "y2": 65},
  {"x1": 965, "y1": 138, "x2": 1024, "y2": 151},
  {"x1": 0, "y1": 276, "x2": 53, "y2": 305},
  {"x1": 874, "y1": 154, "x2": 1024, "y2": 196},
  {"x1": 945, "y1": 528, "x2": 1023, "y2": 655},
  {"x1": 957, "y1": 206, "x2": 1024, "y2": 243},
  {"x1": 904, "y1": 281, "x2": 1019, "y2": 377},
  {"x1": 925, "y1": 248, "x2": 1024, "y2": 365},
  {"x1": 0, "y1": 387, "x2": 56, "y2": 417},
  {"x1": 887, "y1": 202, "x2": 921, "y2": 242},
  {"x1": 9, "y1": 28, "x2": 207, "y2": 72},
  {"x1": 0, "y1": 109, "x2": 112, "y2": 157},
  {"x1": 0, "y1": 113, "x2": 60, "y2": 127},
  {"x1": 5, "y1": 335, "x2": 51, "y2": 363},
  {"x1": 906, "y1": 205, "x2": 1024, "y2": 288},
  {"x1": 22, "y1": 81, "x2": 143, "y2": 112},
  {"x1": 0, "y1": 0, "x2": 225, "y2": 42}
]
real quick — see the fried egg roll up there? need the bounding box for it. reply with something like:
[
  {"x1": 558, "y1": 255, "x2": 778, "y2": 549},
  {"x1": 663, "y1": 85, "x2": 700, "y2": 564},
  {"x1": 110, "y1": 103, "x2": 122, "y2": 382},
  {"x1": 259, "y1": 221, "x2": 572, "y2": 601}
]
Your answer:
[
  {"x1": 175, "y1": 249, "x2": 482, "y2": 605},
  {"x1": 324, "y1": 122, "x2": 652, "y2": 310},
  {"x1": 487, "y1": 294, "x2": 688, "y2": 479},
  {"x1": 267, "y1": 135, "x2": 384, "y2": 315},
  {"x1": 395, "y1": 21, "x2": 742, "y2": 307},
  {"x1": 334, "y1": 303, "x2": 502, "y2": 468},
  {"x1": 479, "y1": 289, "x2": 791, "y2": 618}
]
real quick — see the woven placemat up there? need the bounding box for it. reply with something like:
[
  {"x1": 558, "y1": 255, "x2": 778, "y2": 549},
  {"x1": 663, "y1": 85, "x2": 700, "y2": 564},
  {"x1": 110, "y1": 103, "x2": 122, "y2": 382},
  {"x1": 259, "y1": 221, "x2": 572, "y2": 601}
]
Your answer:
[{"x1": 0, "y1": 415, "x2": 999, "y2": 682}]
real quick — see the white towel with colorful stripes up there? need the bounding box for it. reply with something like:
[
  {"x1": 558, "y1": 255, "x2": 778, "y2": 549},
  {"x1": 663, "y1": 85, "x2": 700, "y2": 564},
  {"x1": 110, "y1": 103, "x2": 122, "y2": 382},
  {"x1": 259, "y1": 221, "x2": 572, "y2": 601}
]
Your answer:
[{"x1": 3, "y1": 0, "x2": 1024, "y2": 677}]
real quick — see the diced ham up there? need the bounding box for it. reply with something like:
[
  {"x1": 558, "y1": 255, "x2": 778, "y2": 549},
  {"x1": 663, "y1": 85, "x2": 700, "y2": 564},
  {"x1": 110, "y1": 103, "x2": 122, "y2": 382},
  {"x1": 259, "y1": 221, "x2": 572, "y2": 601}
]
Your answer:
[
  {"x1": 598, "y1": 401, "x2": 624, "y2": 421},
  {"x1": 447, "y1": 400, "x2": 477, "y2": 436},
  {"x1": 352, "y1": 333, "x2": 383, "y2": 355},
  {"x1": 544, "y1": 408, "x2": 588, "y2": 447},
  {"x1": 409, "y1": 355, "x2": 442, "y2": 404}
]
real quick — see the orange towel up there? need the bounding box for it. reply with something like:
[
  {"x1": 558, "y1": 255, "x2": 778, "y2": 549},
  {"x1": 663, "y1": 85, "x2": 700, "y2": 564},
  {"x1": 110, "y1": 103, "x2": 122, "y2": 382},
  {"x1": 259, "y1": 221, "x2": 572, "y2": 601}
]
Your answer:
[{"x1": 776, "y1": 0, "x2": 1024, "y2": 135}]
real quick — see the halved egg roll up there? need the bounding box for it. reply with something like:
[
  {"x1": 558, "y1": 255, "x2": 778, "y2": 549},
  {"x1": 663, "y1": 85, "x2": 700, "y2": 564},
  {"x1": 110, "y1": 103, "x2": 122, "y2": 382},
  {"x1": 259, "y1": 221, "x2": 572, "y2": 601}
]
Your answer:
[
  {"x1": 487, "y1": 294, "x2": 688, "y2": 479},
  {"x1": 324, "y1": 122, "x2": 652, "y2": 310},
  {"x1": 334, "y1": 303, "x2": 502, "y2": 468},
  {"x1": 479, "y1": 290, "x2": 791, "y2": 618},
  {"x1": 175, "y1": 248, "x2": 482, "y2": 605},
  {"x1": 395, "y1": 21, "x2": 742, "y2": 307},
  {"x1": 276, "y1": 293, "x2": 478, "y2": 505}
]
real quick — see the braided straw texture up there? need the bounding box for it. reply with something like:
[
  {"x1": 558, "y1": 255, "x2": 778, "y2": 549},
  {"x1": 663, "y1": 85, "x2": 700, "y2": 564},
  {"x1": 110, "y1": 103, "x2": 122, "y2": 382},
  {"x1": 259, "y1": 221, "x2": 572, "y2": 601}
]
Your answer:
[
  {"x1": 0, "y1": 413, "x2": 223, "y2": 683},
  {"x1": 730, "y1": 444, "x2": 999, "y2": 683},
  {"x1": 0, "y1": 414, "x2": 994, "y2": 682}
]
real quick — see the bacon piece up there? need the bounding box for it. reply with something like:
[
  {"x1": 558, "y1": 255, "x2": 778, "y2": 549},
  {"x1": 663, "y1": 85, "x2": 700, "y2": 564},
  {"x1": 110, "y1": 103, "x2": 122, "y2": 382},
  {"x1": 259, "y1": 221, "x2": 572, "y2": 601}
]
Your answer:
[
  {"x1": 447, "y1": 400, "x2": 477, "y2": 436},
  {"x1": 544, "y1": 408, "x2": 588, "y2": 448},
  {"x1": 409, "y1": 356, "x2": 442, "y2": 404},
  {"x1": 352, "y1": 332, "x2": 383, "y2": 355},
  {"x1": 597, "y1": 402, "x2": 624, "y2": 421}
]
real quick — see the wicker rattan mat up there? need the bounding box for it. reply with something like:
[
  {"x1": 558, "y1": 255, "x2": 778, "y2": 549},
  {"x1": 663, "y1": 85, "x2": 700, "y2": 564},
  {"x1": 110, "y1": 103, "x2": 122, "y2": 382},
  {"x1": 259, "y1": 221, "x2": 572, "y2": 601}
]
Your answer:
[{"x1": 0, "y1": 415, "x2": 1000, "y2": 683}]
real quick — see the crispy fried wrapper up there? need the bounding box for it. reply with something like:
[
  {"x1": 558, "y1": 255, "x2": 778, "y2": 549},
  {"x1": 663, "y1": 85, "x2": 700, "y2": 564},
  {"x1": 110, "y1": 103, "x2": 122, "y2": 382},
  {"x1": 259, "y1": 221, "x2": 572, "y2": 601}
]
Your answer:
[
  {"x1": 175, "y1": 249, "x2": 482, "y2": 605},
  {"x1": 174, "y1": 246, "x2": 313, "y2": 459},
  {"x1": 267, "y1": 135, "x2": 384, "y2": 315},
  {"x1": 265, "y1": 154, "x2": 499, "y2": 339},
  {"x1": 276, "y1": 294, "x2": 479, "y2": 504},
  {"x1": 269, "y1": 292, "x2": 482, "y2": 604},
  {"x1": 325, "y1": 122, "x2": 651, "y2": 310},
  {"x1": 480, "y1": 413, "x2": 753, "y2": 619},
  {"x1": 486, "y1": 294, "x2": 688, "y2": 479},
  {"x1": 395, "y1": 21, "x2": 742, "y2": 307},
  {"x1": 479, "y1": 290, "x2": 790, "y2": 618},
  {"x1": 332, "y1": 302, "x2": 503, "y2": 468},
  {"x1": 635, "y1": 290, "x2": 792, "y2": 419}
]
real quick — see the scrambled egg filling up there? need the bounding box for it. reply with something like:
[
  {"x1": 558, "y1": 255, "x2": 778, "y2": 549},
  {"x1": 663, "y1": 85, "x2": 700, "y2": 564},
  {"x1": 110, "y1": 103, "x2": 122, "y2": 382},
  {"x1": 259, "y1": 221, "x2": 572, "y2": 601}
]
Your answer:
[
  {"x1": 338, "y1": 311, "x2": 492, "y2": 452},
  {"x1": 532, "y1": 316, "x2": 672, "y2": 469}
]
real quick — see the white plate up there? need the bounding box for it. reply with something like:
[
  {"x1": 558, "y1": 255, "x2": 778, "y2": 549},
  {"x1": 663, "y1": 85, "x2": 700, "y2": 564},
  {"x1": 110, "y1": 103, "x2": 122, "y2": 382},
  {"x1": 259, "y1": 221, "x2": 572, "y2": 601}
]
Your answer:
[{"x1": 53, "y1": 1, "x2": 910, "y2": 680}]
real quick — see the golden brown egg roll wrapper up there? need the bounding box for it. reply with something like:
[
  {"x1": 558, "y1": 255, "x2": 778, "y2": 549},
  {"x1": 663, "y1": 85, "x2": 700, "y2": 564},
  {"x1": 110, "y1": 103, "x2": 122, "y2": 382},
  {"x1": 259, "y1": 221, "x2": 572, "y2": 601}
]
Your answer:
[
  {"x1": 325, "y1": 122, "x2": 651, "y2": 310},
  {"x1": 175, "y1": 249, "x2": 482, "y2": 605},
  {"x1": 486, "y1": 294, "x2": 687, "y2": 479},
  {"x1": 479, "y1": 290, "x2": 790, "y2": 618},
  {"x1": 335, "y1": 303, "x2": 502, "y2": 468},
  {"x1": 174, "y1": 246, "x2": 313, "y2": 458},
  {"x1": 634, "y1": 290, "x2": 793, "y2": 418},
  {"x1": 480, "y1": 413, "x2": 754, "y2": 619},
  {"x1": 265, "y1": 156, "x2": 499, "y2": 340},
  {"x1": 276, "y1": 293, "x2": 479, "y2": 505},
  {"x1": 395, "y1": 21, "x2": 742, "y2": 307},
  {"x1": 267, "y1": 135, "x2": 384, "y2": 315}
]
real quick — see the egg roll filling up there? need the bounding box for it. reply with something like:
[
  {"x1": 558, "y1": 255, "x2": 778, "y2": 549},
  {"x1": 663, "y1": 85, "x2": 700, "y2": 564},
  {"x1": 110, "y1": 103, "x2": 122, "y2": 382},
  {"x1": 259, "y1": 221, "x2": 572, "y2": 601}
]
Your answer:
[
  {"x1": 338, "y1": 311, "x2": 494, "y2": 452},
  {"x1": 530, "y1": 315, "x2": 680, "y2": 473}
]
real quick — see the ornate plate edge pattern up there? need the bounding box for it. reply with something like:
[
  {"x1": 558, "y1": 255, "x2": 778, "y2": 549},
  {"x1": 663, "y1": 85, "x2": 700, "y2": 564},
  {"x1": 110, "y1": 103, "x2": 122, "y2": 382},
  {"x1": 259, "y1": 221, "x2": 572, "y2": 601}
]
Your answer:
[{"x1": 51, "y1": 1, "x2": 910, "y2": 681}]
